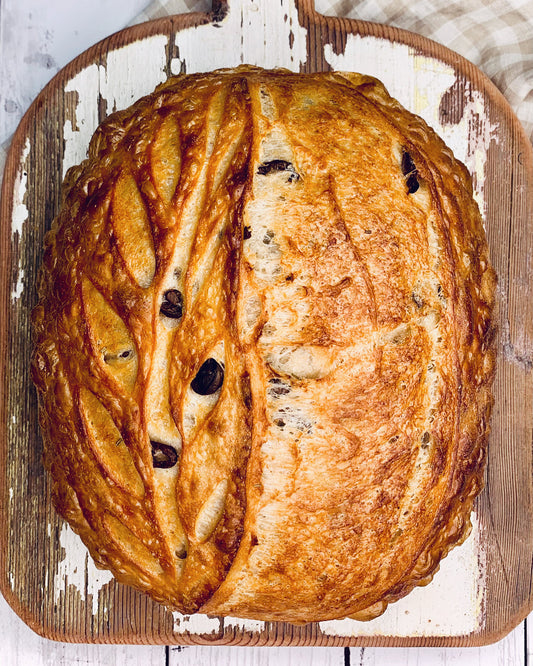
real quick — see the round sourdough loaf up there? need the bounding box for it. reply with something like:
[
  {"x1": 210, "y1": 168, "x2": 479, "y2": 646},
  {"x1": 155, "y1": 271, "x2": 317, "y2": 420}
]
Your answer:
[{"x1": 31, "y1": 66, "x2": 496, "y2": 623}]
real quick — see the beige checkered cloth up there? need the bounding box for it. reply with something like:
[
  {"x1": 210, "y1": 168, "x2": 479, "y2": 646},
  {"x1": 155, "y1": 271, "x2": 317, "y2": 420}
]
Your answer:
[{"x1": 132, "y1": 0, "x2": 533, "y2": 142}]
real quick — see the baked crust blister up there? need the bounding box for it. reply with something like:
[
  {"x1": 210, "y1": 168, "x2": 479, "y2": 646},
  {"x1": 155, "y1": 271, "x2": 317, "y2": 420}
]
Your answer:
[{"x1": 31, "y1": 66, "x2": 496, "y2": 623}]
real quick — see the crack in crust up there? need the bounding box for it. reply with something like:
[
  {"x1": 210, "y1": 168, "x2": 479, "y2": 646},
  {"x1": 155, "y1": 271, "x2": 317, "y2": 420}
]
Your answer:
[{"x1": 31, "y1": 66, "x2": 496, "y2": 622}]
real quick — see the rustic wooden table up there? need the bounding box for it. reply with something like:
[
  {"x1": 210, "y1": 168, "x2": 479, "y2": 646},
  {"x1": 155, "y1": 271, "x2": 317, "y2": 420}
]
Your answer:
[{"x1": 1, "y1": 0, "x2": 532, "y2": 663}]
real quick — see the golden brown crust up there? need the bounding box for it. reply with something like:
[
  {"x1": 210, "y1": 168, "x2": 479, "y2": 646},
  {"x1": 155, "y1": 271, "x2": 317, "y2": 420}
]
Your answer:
[{"x1": 31, "y1": 66, "x2": 496, "y2": 622}]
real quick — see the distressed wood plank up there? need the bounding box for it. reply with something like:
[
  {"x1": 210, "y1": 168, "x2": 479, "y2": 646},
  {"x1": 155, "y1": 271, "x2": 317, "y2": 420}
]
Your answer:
[
  {"x1": 168, "y1": 645, "x2": 346, "y2": 665},
  {"x1": 0, "y1": 593, "x2": 165, "y2": 666},
  {"x1": 358, "y1": 622, "x2": 525, "y2": 665}
]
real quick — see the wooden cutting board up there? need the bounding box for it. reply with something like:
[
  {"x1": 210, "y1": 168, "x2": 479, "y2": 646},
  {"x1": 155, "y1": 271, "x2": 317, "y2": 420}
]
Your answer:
[{"x1": 1, "y1": 0, "x2": 532, "y2": 647}]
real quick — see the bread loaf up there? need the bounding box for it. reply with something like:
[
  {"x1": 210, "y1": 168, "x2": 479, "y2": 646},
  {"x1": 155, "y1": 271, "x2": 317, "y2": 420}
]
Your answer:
[{"x1": 31, "y1": 66, "x2": 496, "y2": 623}]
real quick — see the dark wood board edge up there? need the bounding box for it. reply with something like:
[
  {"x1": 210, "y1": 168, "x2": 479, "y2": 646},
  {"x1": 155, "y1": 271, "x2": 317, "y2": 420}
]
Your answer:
[{"x1": 1, "y1": 0, "x2": 532, "y2": 647}]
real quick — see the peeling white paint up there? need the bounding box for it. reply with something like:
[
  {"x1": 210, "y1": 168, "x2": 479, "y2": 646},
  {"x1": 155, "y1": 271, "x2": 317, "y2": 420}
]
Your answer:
[
  {"x1": 172, "y1": 611, "x2": 220, "y2": 635},
  {"x1": 224, "y1": 615, "x2": 265, "y2": 633},
  {"x1": 62, "y1": 36, "x2": 168, "y2": 177},
  {"x1": 11, "y1": 268, "x2": 25, "y2": 302},
  {"x1": 8, "y1": 488, "x2": 13, "y2": 502},
  {"x1": 171, "y1": 0, "x2": 308, "y2": 74},
  {"x1": 63, "y1": 64, "x2": 100, "y2": 177},
  {"x1": 324, "y1": 36, "x2": 456, "y2": 133},
  {"x1": 98, "y1": 36, "x2": 169, "y2": 116},
  {"x1": 446, "y1": 86, "x2": 499, "y2": 215},
  {"x1": 11, "y1": 136, "x2": 31, "y2": 238},
  {"x1": 11, "y1": 137, "x2": 31, "y2": 302},
  {"x1": 54, "y1": 523, "x2": 113, "y2": 616}
]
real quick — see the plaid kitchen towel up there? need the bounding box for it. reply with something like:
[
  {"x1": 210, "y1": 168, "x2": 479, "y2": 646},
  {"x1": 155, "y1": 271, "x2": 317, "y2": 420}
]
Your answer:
[{"x1": 131, "y1": 0, "x2": 533, "y2": 142}]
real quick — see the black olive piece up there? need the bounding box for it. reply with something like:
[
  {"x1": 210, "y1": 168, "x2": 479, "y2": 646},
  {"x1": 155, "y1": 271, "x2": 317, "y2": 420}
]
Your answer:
[
  {"x1": 257, "y1": 159, "x2": 291, "y2": 175},
  {"x1": 151, "y1": 441, "x2": 178, "y2": 469},
  {"x1": 104, "y1": 349, "x2": 134, "y2": 363},
  {"x1": 401, "y1": 150, "x2": 417, "y2": 176},
  {"x1": 243, "y1": 225, "x2": 252, "y2": 240},
  {"x1": 176, "y1": 545, "x2": 188, "y2": 559},
  {"x1": 191, "y1": 358, "x2": 224, "y2": 395},
  {"x1": 160, "y1": 289, "x2": 183, "y2": 319},
  {"x1": 406, "y1": 173, "x2": 420, "y2": 194},
  {"x1": 257, "y1": 160, "x2": 300, "y2": 181},
  {"x1": 401, "y1": 150, "x2": 420, "y2": 194}
]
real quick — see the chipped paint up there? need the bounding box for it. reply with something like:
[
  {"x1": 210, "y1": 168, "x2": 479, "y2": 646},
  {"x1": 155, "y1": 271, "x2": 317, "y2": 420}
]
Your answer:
[
  {"x1": 444, "y1": 86, "x2": 499, "y2": 214},
  {"x1": 63, "y1": 64, "x2": 100, "y2": 177},
  {"x1": 11, "y1": 268, "x2": 25, "y2": 302},
  {"x1": 172, "y1": 611, "x2": 221, "y2": 635},
  {"x1": 63, "y1": 36, "x2": 168, "y2": 177},
  {"x1": 324, "y1": 36, "x2": 456, "y2": 132},
  {"x1": 11, "y1": 136, "x2": 31, "y2": 238},
  {"x1": 171, "y1": 0, "x2": 307, "y2": 74},
  {"x1": 11, "y1": 137, "x2": 31, "y2": 302},
  {"x1": 54, "y1": 523, "x2": 113, "y2": 616},
  {"x1": 224, "y1": 616, "x2": 266, "y2": 633}
]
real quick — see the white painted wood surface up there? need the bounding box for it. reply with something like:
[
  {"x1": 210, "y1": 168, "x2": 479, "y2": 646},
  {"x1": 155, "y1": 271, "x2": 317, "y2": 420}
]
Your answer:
[{"x1": 0, "y1": 0, "x2": 529, "y2": 663}]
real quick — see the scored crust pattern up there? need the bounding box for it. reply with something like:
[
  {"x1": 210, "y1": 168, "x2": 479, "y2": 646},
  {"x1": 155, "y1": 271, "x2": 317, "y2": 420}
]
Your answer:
[{"x1": 31, "y1": 67, "x2": 496, "y2": 623}]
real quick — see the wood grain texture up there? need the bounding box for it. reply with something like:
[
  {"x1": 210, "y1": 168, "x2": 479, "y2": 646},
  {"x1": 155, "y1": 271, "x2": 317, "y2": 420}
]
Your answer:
[
  {"x1": 357, "y1": 620, "x2": 525, "y2": 666},
  {"x1": 1, "y1": 589, "x2": 525, "y2": 666},
  {"x1": 0, "y1": 589, "x2": 165, "y2": 666},
  {"x1": 1, "y1": 0, "x2": 532, "y2": 648},
  {"x1": 166, "y1": 624, "x2": 526, "y2": 666}
]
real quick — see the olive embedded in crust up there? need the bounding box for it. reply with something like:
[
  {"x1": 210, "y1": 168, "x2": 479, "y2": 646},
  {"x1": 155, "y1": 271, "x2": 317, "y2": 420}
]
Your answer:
[
  {"x1": 160, "y1": 289, "x2": 183, "y2": 319},
  {"x1": 401, "y1": 149, "x2": 420, "y2": 194},
  {"x1": 406, "y1": 173, "x2": 420, "y2": 194},
  {"x1": 401, "y1": 150, "x2": 416, "y2": 176},
  {"x1": 151, "y1": 441, "x2": 178, "y2": 468},
  {"x1": 191, "y1": 358, "x2": 224, "y2": 395},
  {"x1": 257, "y1": 159, "x2": 300, "y2": 182}
]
